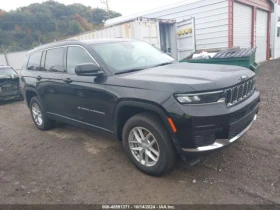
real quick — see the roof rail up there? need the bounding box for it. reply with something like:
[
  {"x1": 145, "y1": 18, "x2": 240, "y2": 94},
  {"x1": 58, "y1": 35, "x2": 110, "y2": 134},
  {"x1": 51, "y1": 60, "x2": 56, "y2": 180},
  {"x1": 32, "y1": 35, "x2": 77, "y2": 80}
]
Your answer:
[{"x1": 32, "y1": 39, "x2": 79, "y2": 50}]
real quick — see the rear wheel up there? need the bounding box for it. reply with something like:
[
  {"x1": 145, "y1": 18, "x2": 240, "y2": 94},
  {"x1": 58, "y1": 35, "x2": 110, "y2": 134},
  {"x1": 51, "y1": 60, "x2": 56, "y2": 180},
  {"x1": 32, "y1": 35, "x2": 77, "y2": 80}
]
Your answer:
[
  {"x1": 30, "y1": 96, "x2": 54, "y2": 130},
  {"x1": 123, "y1": 113, "x2": 176, "y2": 176}
]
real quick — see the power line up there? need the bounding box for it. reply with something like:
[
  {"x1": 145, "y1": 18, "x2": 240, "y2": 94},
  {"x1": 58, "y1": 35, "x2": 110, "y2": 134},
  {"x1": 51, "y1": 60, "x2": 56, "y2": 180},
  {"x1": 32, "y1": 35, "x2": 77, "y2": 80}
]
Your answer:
[{"x1": 100, "y1": 0, "x2": 110, "y2": 12}]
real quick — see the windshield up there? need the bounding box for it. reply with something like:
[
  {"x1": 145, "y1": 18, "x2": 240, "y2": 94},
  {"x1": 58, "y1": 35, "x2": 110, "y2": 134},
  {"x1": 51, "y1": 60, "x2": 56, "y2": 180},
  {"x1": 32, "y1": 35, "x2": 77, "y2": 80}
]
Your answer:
[
  {"x1": 0, "y1": 67, "x2": 17, "y2": 75},
  {"x1": 90, "y1": 41, "x2": 175, "y2": 73}
]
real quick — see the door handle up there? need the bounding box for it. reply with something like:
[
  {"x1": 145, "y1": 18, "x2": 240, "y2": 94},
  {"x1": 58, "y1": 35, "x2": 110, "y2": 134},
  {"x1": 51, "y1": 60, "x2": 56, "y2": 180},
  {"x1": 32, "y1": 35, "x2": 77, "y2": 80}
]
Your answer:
[
  {"x1": 36, "y1": 76, "x2": 42, "y2": 81},
  {"x1": 63, "y1": 78, "x2": 73, "y2": 84}
]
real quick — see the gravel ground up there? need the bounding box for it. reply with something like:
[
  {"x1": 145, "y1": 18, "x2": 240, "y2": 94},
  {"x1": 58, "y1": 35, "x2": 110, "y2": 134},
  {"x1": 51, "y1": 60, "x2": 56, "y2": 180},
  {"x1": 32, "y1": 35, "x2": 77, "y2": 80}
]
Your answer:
[{"x1": 0, "y1": 59, "x2": 279, "y2": 204}]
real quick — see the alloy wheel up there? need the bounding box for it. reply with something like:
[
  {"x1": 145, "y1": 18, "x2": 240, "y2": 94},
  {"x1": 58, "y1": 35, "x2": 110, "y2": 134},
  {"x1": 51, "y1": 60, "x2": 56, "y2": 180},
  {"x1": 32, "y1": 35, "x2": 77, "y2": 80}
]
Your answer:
[
  {"x1": 32, "y1": 103, "x2": 43, "y2": 126},
  {"x1": 128, "y1": 127, "x2": 160, "y2": 167}
]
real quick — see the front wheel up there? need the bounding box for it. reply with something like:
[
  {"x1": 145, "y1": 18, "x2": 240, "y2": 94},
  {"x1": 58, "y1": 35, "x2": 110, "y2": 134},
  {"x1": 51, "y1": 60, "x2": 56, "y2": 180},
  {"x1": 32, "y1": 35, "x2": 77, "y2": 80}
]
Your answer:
[{"x1": 122, "y1": 113, "x2": 176, "y2": 176}]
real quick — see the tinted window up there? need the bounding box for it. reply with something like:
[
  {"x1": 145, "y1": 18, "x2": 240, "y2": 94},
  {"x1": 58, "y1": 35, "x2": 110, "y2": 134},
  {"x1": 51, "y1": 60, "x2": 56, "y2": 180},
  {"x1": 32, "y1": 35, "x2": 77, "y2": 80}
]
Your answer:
[
  {"x1": 66, "y1": 46, "x2": 94, "y2": 74},
  {"x1": 45, "y1": 48, "x2": 64, "y2": 72},
  {"x1": 27, "y1": 52, "x2": 42, "y2": 71}
]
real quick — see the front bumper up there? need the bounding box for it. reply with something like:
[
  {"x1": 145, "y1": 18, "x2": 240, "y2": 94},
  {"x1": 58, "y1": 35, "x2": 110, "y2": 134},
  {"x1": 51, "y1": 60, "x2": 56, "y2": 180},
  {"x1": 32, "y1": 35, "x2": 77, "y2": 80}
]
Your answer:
[
  {"x1": 167, "y1": 90, "x2": 260, "y2": 156},
  {"x1": 0, "y1": 91, "x2": 22, "y2": 101},
  {"x1": 182, "y1": 114, "x2": 257, "y2": 153}
]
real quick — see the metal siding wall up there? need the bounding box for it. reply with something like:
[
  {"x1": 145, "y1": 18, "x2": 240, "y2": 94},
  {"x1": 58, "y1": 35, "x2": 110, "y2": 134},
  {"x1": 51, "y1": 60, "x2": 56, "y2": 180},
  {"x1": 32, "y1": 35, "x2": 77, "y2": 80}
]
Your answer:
[
  {"x1": 176, "y1": 18, "x2": 194, "y2": 60},
  {"x1": 139, "y1": 21, "x2": 160, "y2": 48},
  {"x1": 76, "y1": 32, "x2": 95, "y2": 40},
  {"x1": 233, "y1": 2, "x2": 252, "y2": 48},
  {"x1": 255, "y1": 9, "x2": 268, "y2": 62},
  {"x1": 143, "y1": 0, "x2": 229, "y2": 50},
  {"x1": 92, "y1": 20, "x2": 161, "y2": 49}
]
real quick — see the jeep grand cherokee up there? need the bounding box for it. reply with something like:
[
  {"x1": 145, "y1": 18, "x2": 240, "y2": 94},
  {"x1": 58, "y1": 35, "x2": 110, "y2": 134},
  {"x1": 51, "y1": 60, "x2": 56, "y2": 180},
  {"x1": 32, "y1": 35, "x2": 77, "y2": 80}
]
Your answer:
[{"x1": 20, "y1": 39, "x2": 260, "y2": 176}]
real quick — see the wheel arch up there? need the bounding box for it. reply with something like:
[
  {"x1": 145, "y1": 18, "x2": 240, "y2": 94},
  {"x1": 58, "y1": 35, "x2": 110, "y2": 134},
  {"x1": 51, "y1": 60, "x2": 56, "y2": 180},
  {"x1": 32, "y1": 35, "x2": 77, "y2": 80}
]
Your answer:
[
  {"x1": 114, "y1": 100, "x2": 175, "y2": 142},
  {"x1": 24, "y1": 87, "x2": 39, "y2": 108}
]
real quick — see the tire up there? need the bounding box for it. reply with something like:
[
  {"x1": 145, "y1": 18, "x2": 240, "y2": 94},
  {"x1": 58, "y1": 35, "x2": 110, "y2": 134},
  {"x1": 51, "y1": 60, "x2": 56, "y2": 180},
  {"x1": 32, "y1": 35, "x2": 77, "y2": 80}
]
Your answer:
[
  {"x1": 30, "y1": 96, "x2": 54, "y2": 130},
  {"x1": 122, "y1": 112, "x2": 176, "y2": 176}
]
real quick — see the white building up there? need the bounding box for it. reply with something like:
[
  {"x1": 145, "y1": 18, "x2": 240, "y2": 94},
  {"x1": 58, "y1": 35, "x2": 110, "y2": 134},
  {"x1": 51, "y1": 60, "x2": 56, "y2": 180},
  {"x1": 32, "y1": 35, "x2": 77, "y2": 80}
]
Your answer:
[
  {"x1": 271, "y1": 0, "x2": 280, "y2": 58},
  {"x1": 76, "y1": 0, "x2": 275, "y2": 62}
]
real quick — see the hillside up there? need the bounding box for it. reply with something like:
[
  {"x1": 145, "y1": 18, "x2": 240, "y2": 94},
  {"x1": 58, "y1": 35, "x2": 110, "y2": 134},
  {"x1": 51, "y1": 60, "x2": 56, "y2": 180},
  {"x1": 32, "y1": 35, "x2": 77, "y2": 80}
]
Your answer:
[{"x1": 0, "y1": 0, "x2": 121, "y2": 52}]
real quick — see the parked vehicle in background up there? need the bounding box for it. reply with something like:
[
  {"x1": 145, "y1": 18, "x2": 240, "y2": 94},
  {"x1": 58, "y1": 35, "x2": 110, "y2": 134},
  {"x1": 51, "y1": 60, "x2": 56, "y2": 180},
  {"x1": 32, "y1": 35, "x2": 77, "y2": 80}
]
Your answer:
[
  {"x1": 0, "y1": 66, "x2": 22, "y2": 101},
  {"x1": 20, "y1": 39, "x2": 260, "y2": 176}
]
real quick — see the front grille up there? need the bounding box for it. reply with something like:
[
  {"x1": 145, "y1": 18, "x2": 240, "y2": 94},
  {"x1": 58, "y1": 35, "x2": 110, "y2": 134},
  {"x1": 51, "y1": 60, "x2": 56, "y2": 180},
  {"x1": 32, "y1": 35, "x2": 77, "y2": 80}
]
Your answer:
[
  {"x1": 228, "y1": 116, "x2": 254, "y2": 139},
  {"x1": 1, "y1": 85, "x2": 17, "y2": 92},
  {"x1": 232, "y1": 87, "x2": 238, "y2": 102},
  {"x1": 238, "y1": 84, "x2": 243, "y2": 99},
  {"x1": 193, "y1": 130, "x2": 216, "y2": 147},
  {"x1": 225, "y1": 78, "x2": 255, "y2": 107}
]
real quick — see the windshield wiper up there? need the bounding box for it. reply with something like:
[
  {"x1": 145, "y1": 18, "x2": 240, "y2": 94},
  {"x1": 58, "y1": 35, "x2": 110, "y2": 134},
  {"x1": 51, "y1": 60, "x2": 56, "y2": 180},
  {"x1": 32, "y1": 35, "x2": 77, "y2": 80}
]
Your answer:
[
  {"x1": 114, "y1": 62, "x2": 174, "y2": 75},
  {"x1": 115, "y1": 68, "x2": 144, "y2": 75},
  {"x1": 151, "y1": 62, "x2": 174, "y2": 68}
]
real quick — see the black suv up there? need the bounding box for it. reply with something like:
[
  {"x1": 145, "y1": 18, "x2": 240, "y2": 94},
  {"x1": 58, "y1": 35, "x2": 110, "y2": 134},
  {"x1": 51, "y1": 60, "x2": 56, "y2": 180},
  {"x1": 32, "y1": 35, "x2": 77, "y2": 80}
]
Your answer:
[{"x1": 20, "y1": 39, "x2": 260, "y2": 176}]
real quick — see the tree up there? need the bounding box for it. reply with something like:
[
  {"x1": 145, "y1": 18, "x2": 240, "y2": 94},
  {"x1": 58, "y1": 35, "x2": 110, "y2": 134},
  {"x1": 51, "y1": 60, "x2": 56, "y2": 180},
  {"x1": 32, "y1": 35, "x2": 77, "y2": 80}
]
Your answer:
[
  {"x1": 91, "y1": 8, "x2": 121, "y2": 26},
  {"x1": 67, "y1": 20, "x2": 84, "y2": 35},
  {"x1": 0, "y1": 10, "x2": 6, "y2": 17},
  {"x1": 73, "y1": 13, "x2": 93, "y2": 31},
  {"x1": 0, "y1": 0, "x2": 122, "y2": 52}
]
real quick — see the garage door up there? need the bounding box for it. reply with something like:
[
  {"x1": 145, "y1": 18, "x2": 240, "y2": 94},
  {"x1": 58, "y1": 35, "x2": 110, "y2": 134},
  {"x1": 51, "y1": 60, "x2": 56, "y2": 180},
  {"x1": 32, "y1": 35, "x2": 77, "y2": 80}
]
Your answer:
[
  {"x1": 233, "y1": 2, "x2": 252, "y2": 48},
  {"x1": 255, "y1": 9, "x2": 268, "y2": 62}
]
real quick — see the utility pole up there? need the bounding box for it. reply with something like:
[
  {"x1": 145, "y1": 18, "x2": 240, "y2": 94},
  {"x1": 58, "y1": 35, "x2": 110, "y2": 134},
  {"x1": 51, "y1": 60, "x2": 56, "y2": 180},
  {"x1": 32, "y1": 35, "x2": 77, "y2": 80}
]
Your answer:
[{"x1": 100, "y1": 0, "x2": 110, "y2": 12}]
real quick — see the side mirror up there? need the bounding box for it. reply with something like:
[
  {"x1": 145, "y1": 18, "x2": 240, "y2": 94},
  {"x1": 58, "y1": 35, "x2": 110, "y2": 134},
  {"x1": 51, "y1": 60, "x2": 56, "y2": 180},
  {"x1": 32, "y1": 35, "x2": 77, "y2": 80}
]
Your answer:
[{"x1": 75, "y1": 63, "x2": 104, "y2": 76}]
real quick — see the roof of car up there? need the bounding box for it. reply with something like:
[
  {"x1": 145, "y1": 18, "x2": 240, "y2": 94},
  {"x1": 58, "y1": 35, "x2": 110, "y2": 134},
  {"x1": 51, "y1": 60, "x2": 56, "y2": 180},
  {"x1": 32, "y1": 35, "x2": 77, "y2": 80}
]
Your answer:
[{"x1": 28, "y1": 38, "x2": 137, "y2": 54}]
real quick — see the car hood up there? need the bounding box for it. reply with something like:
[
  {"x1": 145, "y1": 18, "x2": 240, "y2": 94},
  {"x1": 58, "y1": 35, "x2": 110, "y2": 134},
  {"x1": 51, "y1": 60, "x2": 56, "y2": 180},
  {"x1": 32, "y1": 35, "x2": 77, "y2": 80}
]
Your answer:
[{"x1": 109, "y1": 63, "x2": 255, "y2": 92}]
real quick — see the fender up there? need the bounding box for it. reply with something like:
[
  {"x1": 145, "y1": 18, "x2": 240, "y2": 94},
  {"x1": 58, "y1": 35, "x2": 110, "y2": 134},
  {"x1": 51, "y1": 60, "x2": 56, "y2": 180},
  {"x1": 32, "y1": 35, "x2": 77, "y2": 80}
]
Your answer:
[
  {"x1": 24, "y1": 87, "x2": 40, "y2": 107},
  {"x1": 114, "y1": 100, "x2": 184, "y2": 154}
]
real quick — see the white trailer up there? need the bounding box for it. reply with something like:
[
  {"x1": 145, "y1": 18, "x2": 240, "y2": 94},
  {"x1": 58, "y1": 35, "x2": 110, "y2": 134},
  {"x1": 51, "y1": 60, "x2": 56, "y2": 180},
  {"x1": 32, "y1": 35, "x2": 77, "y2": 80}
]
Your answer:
[{"x1": 69, "y1": 17, "x2": 196, "y2": 61}]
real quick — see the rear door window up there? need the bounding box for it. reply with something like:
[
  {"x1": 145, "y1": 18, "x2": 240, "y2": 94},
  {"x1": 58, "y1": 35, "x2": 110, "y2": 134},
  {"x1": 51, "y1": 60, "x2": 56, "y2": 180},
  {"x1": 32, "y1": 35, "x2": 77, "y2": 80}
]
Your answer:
[
  {"x1": 66, "y1": 46, "x2": 95, "y2": 74},
  {"x1": 27, "y1": 52, "x2": 42, "y2": 71},
  {"x1": 45, "y1": 48, "x2": 65, "y2": 72}
]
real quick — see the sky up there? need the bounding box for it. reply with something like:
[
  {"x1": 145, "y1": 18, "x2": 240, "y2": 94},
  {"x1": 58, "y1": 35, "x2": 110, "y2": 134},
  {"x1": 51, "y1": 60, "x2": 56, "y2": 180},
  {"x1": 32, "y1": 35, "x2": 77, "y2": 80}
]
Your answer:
[{"x1": 1, "y1": 0, "x2": 185, "y2": 16}]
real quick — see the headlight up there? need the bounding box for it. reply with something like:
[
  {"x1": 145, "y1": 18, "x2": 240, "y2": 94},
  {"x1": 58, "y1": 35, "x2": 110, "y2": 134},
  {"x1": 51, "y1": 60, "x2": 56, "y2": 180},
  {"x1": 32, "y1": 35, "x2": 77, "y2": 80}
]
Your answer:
[{"x1": 175, "y1": 91, "x2": 224, "y2": 104}]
